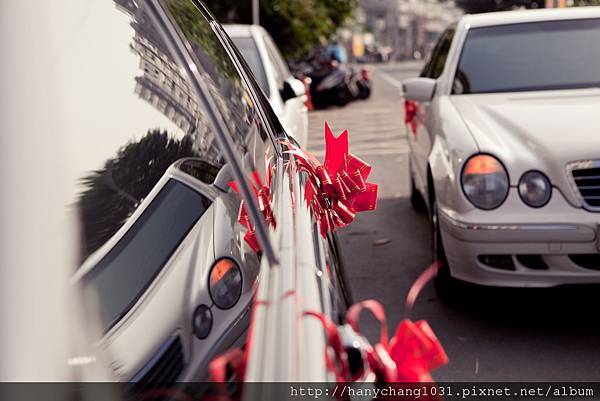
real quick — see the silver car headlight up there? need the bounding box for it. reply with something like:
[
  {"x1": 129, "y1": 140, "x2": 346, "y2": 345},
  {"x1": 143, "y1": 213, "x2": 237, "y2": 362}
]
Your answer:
[
  {"x1": 209, "y1": 257, "x2": 243, "y2": 309},
  {"x1": 518, "y1": 170, "x2": 551, "y2": 208},
  {"x1": 461, "y1": 154, "x2": 509, "y2": 210}
]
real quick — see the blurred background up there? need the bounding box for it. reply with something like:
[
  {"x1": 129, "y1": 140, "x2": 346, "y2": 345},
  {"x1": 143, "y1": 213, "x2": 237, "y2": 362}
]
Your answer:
[{"x1": 204, "y1": 0, "x2": 600, "y2": 64}]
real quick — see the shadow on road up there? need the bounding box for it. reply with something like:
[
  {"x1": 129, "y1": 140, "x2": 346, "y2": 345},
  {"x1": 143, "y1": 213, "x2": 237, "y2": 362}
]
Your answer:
[
  {"x1": 443, "y1": 280, "x2": 600, "y2": 330},
  {"x1": 340, "y1": 195, "x2": 600, "y2": 380}
]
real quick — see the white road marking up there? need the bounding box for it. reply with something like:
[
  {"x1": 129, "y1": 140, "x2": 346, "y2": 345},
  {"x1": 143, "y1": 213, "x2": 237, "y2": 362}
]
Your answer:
[{"x1": 377, "y1": 70, "x2": 405, "y2": 93}]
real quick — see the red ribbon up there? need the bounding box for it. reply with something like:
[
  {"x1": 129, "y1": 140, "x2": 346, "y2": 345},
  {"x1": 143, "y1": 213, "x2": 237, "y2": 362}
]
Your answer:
[
  {"x1": 345, "y1": 262, "x2": 448, "y2": 389},
  {"x1": 229, "y1": 155, "x2": 276, "y2": 253},
  {"x1": 404, "y1": 100, "x2": 419, "y2": 138},
  {"x1": 285, "y1": 122, "x2": 378, "y2": 236}
]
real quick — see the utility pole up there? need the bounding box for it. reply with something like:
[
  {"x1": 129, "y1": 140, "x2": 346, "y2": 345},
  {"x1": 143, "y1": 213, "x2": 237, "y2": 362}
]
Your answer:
[{"x1": 252, "y1": 0, "x2": 260, "y2": 25}]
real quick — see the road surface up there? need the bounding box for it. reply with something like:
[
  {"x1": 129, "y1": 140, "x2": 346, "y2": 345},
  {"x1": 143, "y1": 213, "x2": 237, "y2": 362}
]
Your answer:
[{"x1": 307, "y1": 62, "x2": 600, "y2": 381}]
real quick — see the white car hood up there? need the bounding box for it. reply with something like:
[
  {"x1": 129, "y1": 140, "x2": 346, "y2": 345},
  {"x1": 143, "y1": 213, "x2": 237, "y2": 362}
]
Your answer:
[{"x1": 451, "y1": 88, "x2": 600, "y2": 206}]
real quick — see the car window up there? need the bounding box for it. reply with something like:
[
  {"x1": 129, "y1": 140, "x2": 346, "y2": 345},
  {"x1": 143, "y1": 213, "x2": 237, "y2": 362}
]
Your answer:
[
  {"x1": 454, "y1": 19, "x2": 600, "y2": 94},
  {"x1": 263, "y1": 32, "x2": 291, "y2": 82},
  {"x1": 420, "y1": 33, "x2": 444, "y2": 78},
  {"x1": 262, "y1": 38, "x2": 285, "y2": 91},
  {"x1": 230, "y1": 36, "x2": 271, "y2": 97},
  {"x1": 422, "y1": 28, "x2": 455, "y2": 79},
  {"x1": 83, "y1": 180, "x2": 210, "y2": 330}
]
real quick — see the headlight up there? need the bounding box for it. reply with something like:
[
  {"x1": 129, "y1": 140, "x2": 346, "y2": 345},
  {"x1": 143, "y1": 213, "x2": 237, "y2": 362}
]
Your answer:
[
  {"x1": 461, "y1": 154, "x2": 509, "y2": 210},
  {"x1": 518, "y1": 171, "x2": 551, "y2": 208},
  {"x1": 192, "y1": 304, "x2": 212, "y2": 339},
  {"x1": 208, "y1": 257, "x2": 242, "y2": 309}
]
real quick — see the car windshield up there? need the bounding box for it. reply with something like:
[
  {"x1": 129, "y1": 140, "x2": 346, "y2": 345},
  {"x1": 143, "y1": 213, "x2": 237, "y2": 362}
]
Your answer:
[
  {"x1": 230, "y1": 36, "x2": 270, "y2": 96},
  {"x1": 454, "y1": 19, "x2": 600, "y2": 94},
  {"x1": 83, "y1": 179, "x2": 210, "y2": 330}
]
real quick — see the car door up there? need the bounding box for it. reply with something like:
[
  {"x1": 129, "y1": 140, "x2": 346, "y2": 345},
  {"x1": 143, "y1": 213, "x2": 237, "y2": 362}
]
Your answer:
[{"x1": 410, "y1": 27, "x2": 455, "y2": 202}]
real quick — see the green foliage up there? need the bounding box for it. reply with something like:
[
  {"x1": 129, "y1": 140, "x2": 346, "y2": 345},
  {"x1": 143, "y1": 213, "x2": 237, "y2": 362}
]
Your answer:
[{"x1": 204, "y1": 0, "x2": 358, "y2": 59}]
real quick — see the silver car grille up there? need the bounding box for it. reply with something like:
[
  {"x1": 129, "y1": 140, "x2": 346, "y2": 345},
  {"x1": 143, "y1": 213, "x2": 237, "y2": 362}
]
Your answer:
[
  {"x1": 570, "y1": 160, "x2": 600, "y2": 211},
  {"x1": 129, "y1": 335, "x2": 185, "y2": 394}
]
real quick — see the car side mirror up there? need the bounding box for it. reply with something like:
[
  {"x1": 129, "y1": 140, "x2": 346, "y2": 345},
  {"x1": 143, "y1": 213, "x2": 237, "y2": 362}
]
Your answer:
[
  {"x1": 402, "y1": 78, "x2": 436, "y2": 102},
  {"x1": 214, "y1": 163, "x2": 234, "y2": 192},
  {"x1": 281, "y1": 78, "x2": 306, "y2": 102}
]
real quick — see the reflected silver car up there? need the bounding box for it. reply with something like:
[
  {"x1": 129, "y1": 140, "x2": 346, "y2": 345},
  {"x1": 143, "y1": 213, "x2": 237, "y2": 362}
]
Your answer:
[{"x1": 74, "y1": 158, "x2": 259, "y2": 384}]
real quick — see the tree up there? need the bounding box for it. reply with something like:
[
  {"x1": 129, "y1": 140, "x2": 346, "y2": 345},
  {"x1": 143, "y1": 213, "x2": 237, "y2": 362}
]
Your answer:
[
  {"x1": 203, "y1": 0, "x2": 358, "y2": 59},
  {"x1": 78, "y1": 130, "x2": 203, "y2": 259}
]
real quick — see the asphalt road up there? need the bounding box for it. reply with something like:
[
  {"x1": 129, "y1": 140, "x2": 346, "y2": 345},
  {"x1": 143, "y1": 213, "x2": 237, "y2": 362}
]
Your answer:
[{"x1": 307, "y1": 62, "x2": 600, "y2": 382}]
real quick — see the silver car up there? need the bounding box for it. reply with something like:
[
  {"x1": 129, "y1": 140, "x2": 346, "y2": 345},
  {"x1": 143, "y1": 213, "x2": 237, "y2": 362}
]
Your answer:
[{"x1": 404, "y1": 7, "x2": 600, "y2": 291}]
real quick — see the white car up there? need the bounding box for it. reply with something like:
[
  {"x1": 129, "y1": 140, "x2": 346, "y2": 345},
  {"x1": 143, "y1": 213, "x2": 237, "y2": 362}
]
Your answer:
[
  {"x1": 404, "y1": 7, "x2": 600, "y2": 290},
  {"x1": 225, "y1": 24, "x2": 309, "y2": 147}
]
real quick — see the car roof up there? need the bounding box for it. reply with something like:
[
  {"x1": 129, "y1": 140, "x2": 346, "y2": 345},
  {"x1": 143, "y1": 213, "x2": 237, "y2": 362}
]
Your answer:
[
  {"x1": 463, "y1": 6, "x2": 600, "y2": 28},
  {"x1": 223, "y1": 23, "x2": 265, "y2": 38}
]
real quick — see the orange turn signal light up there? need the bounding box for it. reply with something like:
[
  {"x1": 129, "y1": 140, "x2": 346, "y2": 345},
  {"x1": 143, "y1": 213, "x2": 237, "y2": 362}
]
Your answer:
[
  {"x1": 463, "y1": 154, "x2": 504, "y2": 175},
  {"x1": 209, "y1": 258, "x2": 237, "y2": 287}
]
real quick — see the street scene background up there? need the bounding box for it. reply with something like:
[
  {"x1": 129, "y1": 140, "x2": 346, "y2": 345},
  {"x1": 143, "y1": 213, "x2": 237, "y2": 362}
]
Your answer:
[{"x1": 307, "y1": 62, "x2": 600, "y2": 381}]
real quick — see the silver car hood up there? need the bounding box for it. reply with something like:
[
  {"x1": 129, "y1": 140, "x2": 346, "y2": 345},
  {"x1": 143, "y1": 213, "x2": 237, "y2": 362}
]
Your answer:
[{"x1": 451, "y1": 88, "x2": 600, "y2": 206}]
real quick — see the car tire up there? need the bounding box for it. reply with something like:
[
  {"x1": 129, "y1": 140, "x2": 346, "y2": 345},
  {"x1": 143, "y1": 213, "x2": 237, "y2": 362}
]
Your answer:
[
  {"x1": 336, "y1": 84, "x2": 353, "y2": 106},
  {"x1": 430, "y1": 198, "x2": 458, "y2": 301},
  {"x1": 410, "y1": 174, "x2": 427, "y2": 212}
]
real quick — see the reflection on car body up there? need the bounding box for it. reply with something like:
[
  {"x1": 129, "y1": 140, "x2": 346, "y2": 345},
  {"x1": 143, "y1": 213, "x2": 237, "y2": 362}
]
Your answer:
[
  {"x1": 404, "y1": 8, "x2": 600, "y2": 290},
  {"x1": 1, "y1": 0, "x2": 351, "y2": 386}
]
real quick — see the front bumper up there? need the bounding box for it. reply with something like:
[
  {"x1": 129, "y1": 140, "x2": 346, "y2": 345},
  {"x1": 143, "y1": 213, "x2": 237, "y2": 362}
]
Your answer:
[{"x1": 439, "y1": 195, "x2": 600, "y2": 287}]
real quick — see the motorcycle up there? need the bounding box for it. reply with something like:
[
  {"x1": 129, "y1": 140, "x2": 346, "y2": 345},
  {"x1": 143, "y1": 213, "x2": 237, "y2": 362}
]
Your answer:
[
  {"x1": 294, "y1": 59, "x2": 358, "y2": 109},
  {"x1": 354, "y1": 67, "x2": 372, "y2": 100}
]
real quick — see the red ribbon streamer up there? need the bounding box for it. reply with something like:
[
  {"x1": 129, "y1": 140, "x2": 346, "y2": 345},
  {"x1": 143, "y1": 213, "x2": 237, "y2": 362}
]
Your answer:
[
  {"x1": 229, "y1": 155, "x2": 276, "y2": 253},
  {"x1": 405, "y1": 100, "x2": 419, "y2": 138},
  {"x1": 285, "y1": 122, "x2": 378, "y2": 236},
  {"x1": 345, "y1": 262, "x2": 448, "y2": 388}
]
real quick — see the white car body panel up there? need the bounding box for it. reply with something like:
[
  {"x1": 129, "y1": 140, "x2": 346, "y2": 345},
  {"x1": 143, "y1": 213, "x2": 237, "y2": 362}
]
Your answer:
[
  {"x1": 224, "y1": 24, "x2": 309, "y2": 147},
  {"x1": 407, "y1": 7, "x2": 600, "y2": 287}
]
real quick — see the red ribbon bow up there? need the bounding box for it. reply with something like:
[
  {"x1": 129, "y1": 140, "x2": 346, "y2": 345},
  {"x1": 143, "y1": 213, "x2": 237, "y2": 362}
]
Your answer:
[
  {"x1": 285, "y1": 122, "x2": 378, "y2": 236},
  {"x1": 344, "y1": 262, "x2": 448, "y2": 399},
  {"x1": 229, "y1": 155, "x2": 276, "y2": 253}
]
